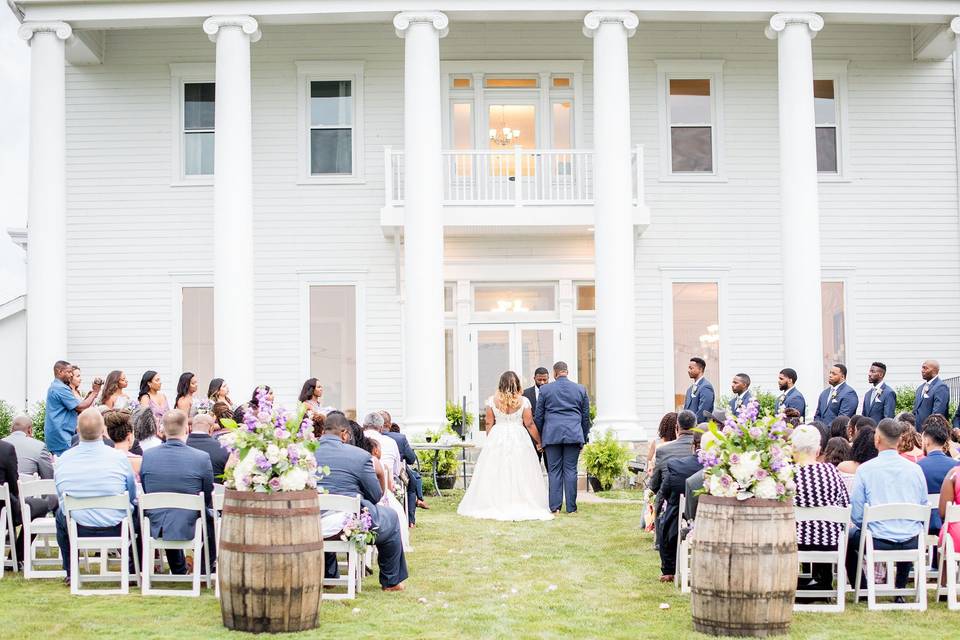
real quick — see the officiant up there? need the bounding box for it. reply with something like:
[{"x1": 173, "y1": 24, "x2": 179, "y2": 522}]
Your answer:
[{"x1": 523, "y1": 367, "x2": 550, "y2": 464}]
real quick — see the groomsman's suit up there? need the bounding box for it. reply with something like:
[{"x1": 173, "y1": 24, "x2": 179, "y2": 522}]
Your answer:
[
  {"x1": 776, "y1": 387, "x2": 806, "y2": 419},
  {"x1": 914, "y1": 377, "x2": 950, "y2": 430},
  {"x1": 814, "y1": 382, "x2": 858, "y2": 424},
  {"x1": 860, "y1": 383, "x2": 896, "y2": 423},
  {"x1": 523, "y1": 384, "x2": 545, "y2": 464},
  {"x1": 728, "y1": 390, "x2": 754, "y2": 416},
  {"x1": 534, "y1": 375, "x2": 591, "y2": 514},
  {"x1": 682, "y1": 378, "x2": 715, "y2": 422}
]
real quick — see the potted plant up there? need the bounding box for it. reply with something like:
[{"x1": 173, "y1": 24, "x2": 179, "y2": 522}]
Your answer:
[
  {"x1": 446, "y1": 401, "x2": 474, "y2": 439},
  {"x1": 416, "y1": 423, "x2": 461, "y2": 490},
  {"x1": 582, "y1": 429, "x2": 629, "y2": 492}
]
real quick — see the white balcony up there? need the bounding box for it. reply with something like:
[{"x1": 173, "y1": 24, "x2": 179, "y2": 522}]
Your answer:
[{"x1": 380, "y1": 146, "x2": 650, "y2": 236}]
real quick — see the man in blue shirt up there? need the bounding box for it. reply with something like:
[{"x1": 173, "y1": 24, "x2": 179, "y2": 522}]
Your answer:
[
  {"x1": 917, "y1": 420, "x2": 958, "y2": 534},
  {"x1": 845, "y1": 418, "x2": 929, "y2": 591},
  {"x1": 44, "y1": 360, "x2": 101, "y2": 456},
  {"x1": 54, "y1": 407, "x2": 139, "y2": 578}
]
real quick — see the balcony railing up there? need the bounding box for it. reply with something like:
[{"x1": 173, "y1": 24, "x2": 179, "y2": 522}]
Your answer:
[{"x1": 383, "y1": 146, "x2": 645, "y2": 208}]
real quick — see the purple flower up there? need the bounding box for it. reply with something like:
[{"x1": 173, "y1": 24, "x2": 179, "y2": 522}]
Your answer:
[
  {"x1": 274, "y1": 427, "x2": 286, "y2": 440},
  {"x1": 255, "y1": 454, "x2": 272, "y2": 471},
  {"x1": 729, "y1": 453, "x2": 741, "y2": 465},
  {"x1": 268, "y1": 477, "x2": 282, "y2": 492},
  {"x1": 775, "y1": 483, "x2": 786, "y2": 496},
  {"x1": 719, "y1": 475, "x2": 733, "y2": 488},
  {"x1": 748, "y1": 427, "x2": 762, "y2": 439},
  {"x1": 287, "y1": 445, "x2": 300, "y2": 465},
  {"x1": 770, "y1": 457, "x2": 785, "y2": 472},
  {"x1": 755, "y1": 468, "x2": 769, "y2": 480}
]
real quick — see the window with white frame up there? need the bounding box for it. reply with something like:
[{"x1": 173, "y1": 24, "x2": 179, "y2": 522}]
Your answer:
[
  {"x1": 181, "y1": 287, "x2": 214, "y2": 387},
  {"x1": 813, "y1": 61, "x2": 848, "y2": 176},
  {"x1": 671, "y1": 282, "x2": 720, "y2": 409},
  {"x1": 821, "y1": 281, "x2": 846, "y2": 382},
  {"x1": 656, "y1": 61, "x2": 724, "y2": 177},
  {"x1": 297, "y1": 62, "x2": 364, "y2": 182},
  {"x1": 170, "y1": 64, "x2": 215, "y2": 183},
  {"x1": 309, "y1": 285, "x2": 357, "y2": 414}
]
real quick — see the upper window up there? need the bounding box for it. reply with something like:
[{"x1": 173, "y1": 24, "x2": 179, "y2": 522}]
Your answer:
[
  {"x1": 656, "y1": 61, "x2": 724, "y2": 179},
  {"x1": 813, "y1": 61, "x2": 849, "y2": 178},
  {"x1": 183, "y1": 83, "x2": 215, "y2": 176},
  {"x1": 296, "y1": 61, "x2": 364, "y2": 183}
]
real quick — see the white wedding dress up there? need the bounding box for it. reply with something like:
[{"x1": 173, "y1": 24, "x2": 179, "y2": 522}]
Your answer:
[{"x1": 457, "y1": 396, "x2": 554, "y2": 521}]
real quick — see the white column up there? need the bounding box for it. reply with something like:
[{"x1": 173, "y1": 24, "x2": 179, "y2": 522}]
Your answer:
[
  {"x1": 394, "y1": 12, "x2": 448, "y2": 436},
  {"x1": 584, "y1": 12, "x2": 641, "y2": 441},
  {"x1": 19, "y1": 22, "x2": 72, "y2": 403},
  {"x1": 203, "y1": 16, "x2": 260, "y2": 397},
  {"x1": 766, "y1": 13, "x2": 825, "y2": 399}
]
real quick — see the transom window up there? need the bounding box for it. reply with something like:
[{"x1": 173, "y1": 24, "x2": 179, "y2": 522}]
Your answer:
[{"x1": 473, "y1": 284, "x2": 556, "y2": 313}]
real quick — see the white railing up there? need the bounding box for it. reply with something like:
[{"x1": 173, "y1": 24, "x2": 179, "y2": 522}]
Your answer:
[{"x1": 383, "y1": 146, "x2": 645, "y2": 209}]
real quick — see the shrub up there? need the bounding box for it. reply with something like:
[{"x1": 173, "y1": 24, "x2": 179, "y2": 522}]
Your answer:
[
  {"x1": 0, "y1": 400, "x2": 14, "y2": 439},
  {"x1": 416, "y1": 423, "x2": 460, "y2": 492},
  {"x1": 895, "y1": 385, "x2": 915, "y2": 415},
  {"x1": 30, "y1": 401, "x2": 45, "y2": 443},
  {"x1": 445, "y1": 402, "x2": 474, "y2": 437},
  {"x1": 582, "y1": 429, "x2": 630, "y2": 491}
]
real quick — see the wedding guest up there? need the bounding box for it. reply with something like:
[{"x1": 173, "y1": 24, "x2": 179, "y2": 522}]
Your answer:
[
  {"x1": 138, "y1": 370, "x2": 169, "y2": 428},
  {"x1": 683, "y1": 432, "x2": 717, "y2": 521},
  {"x1": 298, "y1": 378, "x2": 325, "y2": 415},
  {"x1": 727, "y1": 373, "x2": 753, "y2": 415},
  {"x1": 938, "y1": 465, "x2": 960, "y2": 550},
  {"x1": 845, "y1": 419, "x2": 928, "y2": 591},
  {"x1": 44, "y1": 361, "x2": 102, "y2": 456},
  {"x1": 861, "y1": 362, "x2": 896, "y2": 422},
  {"x1": 133, "y1": 405, "x2": 163, "y2": 453},
  {"x1": 898, "y1": 424, "x2": 925, "y2": 463},
  {"x1": 207, "y1": 378, "x2": 232, "y2": 409},
  {"x1": 783, "y1": 408, "x2": 803, "y2": 428},
  {"x1": 918, "y1": 419, "x2": 957, "y2": 534},
  {"x1": 363, "y1": 412, "x2": 410, "y2": 548},
  {"x1": 682, "y1": 358, "x2": 715, "y2": 422},
  {"x1": 69, "y1": 366, "x2": 83, "y2": 400},
  {"x1": 645, "y1": 412, "x2": 678, "y2": 478},
  {"x1": 776, "y1": 368, "x2": 806, "y2": 419},
  {"x1": 830, "y1": 416, "x2": 850, "y2": 441},
  {"x1": 99, "y1": 370, "x2": 132, "y2": 410},
  {"x1": 0, "y1": 438, "x2": 21, "y2": 563},
  {"x1": 103, "y1": 409, "x2": 141, "y2": 477},
  {"x1": 822, "y1": 437, "x2": 852, "y2": 468},
  {"x1": 849, "y1": 416, "x2": 876, "y2": 442},
  {"x1": 381, "y1": 411, "x2": 427, "y2": 524},
  {"x1": 211, "y1": 402, "x2": 233, "y2": 437},
  {"x1": 232, "y1": 385, "x2": 273, "y2": 423},
  {"x1": 814, "y1": 364, "x2": 859, "y2": 423},
  {"x1": 186, "y1": 414, "x2": 229, "y2": 480},
  {"x1": 914, "y1": 360, "x2": 950, "y2": 428},
  {"x1": 792, "y1": 424, "x2": 850, "y2": 591},
  {"x1": 651, "y1": 411, "x2": 697, "y2": 548},
  {"x1": 658, "y1": 431, "x2": 702, "y2": 582},
  {"x1": 174, "y1": 372, "x2": 198, "y2": 414},
  {"x1": 4, "y1": 415, "x2": 54, "y2": 478},
  {"x1": 311, "y1": 412, "x2": 326, "y2": 439},
  {"x1": 837, "y1": 426, "x2": 878, "y2": 493},
  {"x1": 897, "y1": 412, "x2": 917, "y2": 428},
  {"x1": 360, "y1": 436, "x2": 387, "y2": 492}
]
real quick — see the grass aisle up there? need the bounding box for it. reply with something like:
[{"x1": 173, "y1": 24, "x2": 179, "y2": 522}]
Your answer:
[{"x1": 0, "y1": 494, "x2": 955, "y2": 639}]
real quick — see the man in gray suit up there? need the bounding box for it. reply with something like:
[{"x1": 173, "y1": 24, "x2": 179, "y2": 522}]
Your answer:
[
  {"x1": 649, "y1": 410, "x2": 697, "y2": 546},
  {"x1": 534, "y1": 361, "x2": 591, "y2": 514},
  {"x1": 4, "y1": 415, "x2": 58, "y2": 562}
]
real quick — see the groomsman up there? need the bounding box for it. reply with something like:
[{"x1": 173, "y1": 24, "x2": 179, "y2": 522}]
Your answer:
[
  {"x1": 861, "y1": 361, "x2": 896, "y2": 422},
  {"x1": 523, "y1": 367, "x2": 550, "y2": 463},
  {"x1": 728, "y1": 373, "x2": 753, "y2": 415},
  {"x1": 776, "y1": 368, "x2": 806, "y2": 419},
  {"x1": 914, "y1": 360, "x2": 950, "y2": 429},
  {"x1": 814, "y1": 364, "x2": 859, "y2": 423},
  {"x1": 682, "y1": 357, "x2": 715, "y2": 422}
]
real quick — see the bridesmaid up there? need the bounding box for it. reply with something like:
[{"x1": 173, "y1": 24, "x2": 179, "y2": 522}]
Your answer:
[
  {"x1": 207, "y1": 377, "x2": 233, "y2": 409},
  {"x1": 70, "y1": 366, "x2": 84, "y2": 400},
  {"x1": 298, "y1": 378, "x2": 324, "y2": 415},
  {"x1": 174, "y1": 372, "x2": 198, "y2": 414},
  {"x1": 99, "y1": 370, "x2": 132, "y2": 410},
  {"x1": 138, "y1": 370, "x2": 170, "y2": 428}
]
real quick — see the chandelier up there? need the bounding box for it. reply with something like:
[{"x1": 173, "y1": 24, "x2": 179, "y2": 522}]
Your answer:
[{"x1": 489, "y1": 126, "x2": 521, "y2": 146}]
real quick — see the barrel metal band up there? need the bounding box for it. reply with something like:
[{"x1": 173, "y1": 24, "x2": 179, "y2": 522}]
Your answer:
[
  {"x1": 220, "y1": 541, "x2": 325, "y2": 554},
  {"x1": 222, "y1": 505, "x2": 320, "y2": 516}
]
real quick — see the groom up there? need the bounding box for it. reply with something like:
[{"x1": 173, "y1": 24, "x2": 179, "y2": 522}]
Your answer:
[{"x1": 534, "y1": 361, "x2": 592, "y2": 514}]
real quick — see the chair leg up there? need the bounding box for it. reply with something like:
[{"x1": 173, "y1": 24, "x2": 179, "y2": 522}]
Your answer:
[
  {"x1": 141, "y1": 532, "x2": 151, "y2": 595},
  {"x1": 866, "y1": 544, "x2": 876, "y2": 610},
  {"x1": 918, "y1": 548, "x2": 927, "y2": 610},
  {"x1": 347, "y1": 550, "x2": 356, "y2": 599}
]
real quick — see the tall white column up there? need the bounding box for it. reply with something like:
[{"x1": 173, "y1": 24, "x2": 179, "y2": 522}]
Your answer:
[
  {"x1": 19, "y1": 22, "x2": 72, "y2": 403},
  {"x1": 766, "y1": 13, "x2": 825, "y2": 398},
  {"x1": 203, "y1": 16, "x2": 260, "y2": 397},
  {"x1": 394, "y1": 12, "x2": 448, "y2": 435},
  {"x1": 584, "y1": 12, "x2": 641, "y2": 441}
]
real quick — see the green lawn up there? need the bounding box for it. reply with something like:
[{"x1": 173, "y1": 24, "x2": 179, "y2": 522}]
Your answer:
[{"x1": 0, "y1": 495, "x2": 956, "y2": 639}]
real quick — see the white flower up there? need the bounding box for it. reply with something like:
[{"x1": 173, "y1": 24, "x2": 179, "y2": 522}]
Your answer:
[
  {"x1": 278, "y1": 446, "x2": 289, "y2": 460},
  {"x1": 707, "y1": 473, "x2": 739, "y2": 498},
  {"x1": 775, "y1": 465, "x2": 793, "y2": 482},
  {"x1": 280, "y1": 467, "x2": 309, "y2": 491},
  {"x1": 729, "y1": 451, "x2": 762, "y2": 484},
  {"x1": 266, "y1": 444, "x2": 281, "y2": 464},
  {"x1": 252, "y1": 473, "x2": 268, "y2": 485},
  {"x1": 754, "y1": 475, "x2": 778, "y2": 500}
]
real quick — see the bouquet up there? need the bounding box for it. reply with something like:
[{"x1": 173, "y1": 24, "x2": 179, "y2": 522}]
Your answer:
[
  {"x1": 220, "y1": 387, "x2": 327, "y2": 493},
  {"x1": 698, "y1": 399, "x2": 796, "y2": 502},
  {"x1": 341, "y1": 508, "x2": 377, "y2": 553},
  {"x1": 193, "y1": 397, "x2": 213, "y2": 415}
]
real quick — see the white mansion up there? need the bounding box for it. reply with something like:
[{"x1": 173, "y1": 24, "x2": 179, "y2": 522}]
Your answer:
[{"x1": 5, "y1": 0, "x2": 960, "y2": 440}]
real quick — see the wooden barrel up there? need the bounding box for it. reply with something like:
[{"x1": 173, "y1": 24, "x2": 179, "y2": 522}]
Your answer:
[
  {"x1": 219, "y1": 489, "x2": 323, "y2": 633},
  {"x1": 690, "y1": 495, "x2": 798, "y2": 638}
]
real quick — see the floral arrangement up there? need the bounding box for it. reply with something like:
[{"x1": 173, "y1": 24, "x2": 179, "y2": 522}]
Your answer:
[
  {"x1": 698, "y1": 399, "x2": 796, "y2": 502},
  {"x1": 193, "y1": 397, "x2": 213, "y2": 415},
  {"x1": 219, "y1": 387, "x2": 327, "y2": 493},
  {"x1": 341, "y1": 508, "x2": 377, "y2": 553}
]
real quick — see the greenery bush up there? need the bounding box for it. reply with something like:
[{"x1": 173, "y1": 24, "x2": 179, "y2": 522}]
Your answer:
[
  {"x1": 445, "y1": 402, "x2": 474, "y2": 437},
  {"x1": 416, "y1": 423, "x2": 460, "y2": 493},
  {"x1": 895, "y1": 385, "x2": 915, "y2": 415},
  {"x1": 582, "y1": 429, "x2": 630, "y2": 491},
  {"x1": 30, "y1": 401, "x2": 45, "y2": 442},
  {"x1": 0, "y1": 400, "x2": 14, "y2": 439}
]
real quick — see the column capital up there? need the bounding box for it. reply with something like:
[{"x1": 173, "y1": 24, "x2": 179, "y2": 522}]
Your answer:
[
  {"x1": 203, "y1": 15, "x2": 261, "y2": 44},
  {"x1": 393, "y1": 11, "x2": 448, "y2": 39},
  {"x1": 583, "y1": 11, "x2": 639, "y2": 38},
  {"x1": 950, "y1": 16, "x2": 960, "y2": 35},
  {"x1": 18, "y1": 21, "x2": 72, "y2": 43},
  {"x1": 765, "y1": 13, "x2": 823, "y2": 40}
]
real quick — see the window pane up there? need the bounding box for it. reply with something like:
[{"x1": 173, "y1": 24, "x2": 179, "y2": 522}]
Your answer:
[
  {"x1": 473, "y1": 284, "x2": 556, "y2": 312},
  {"x1": 821, "y1": 281, "x2": 846, "y2": 383},
  {"x1": 184, "y1": 132, "x2": 214, "y2": 176},
  {"x1": 552, "y1": 76, "x2": 571, "y2": 88},
  {"x1": 520, "y1": 329, "x2": 554, "y2": 391},
  {"x1": 310, "y1": 129, "x2": 352, "y2": 174},
  {"x1": 816, "y1": 127, "x2": 838, "y2": 173},
  {"x1": 671, "y1": 127, "x2": 713, "y2": 173},
  {"x1": 477, "y1": 330, "x2": 510, "y2": 430},
  {"x1": 552, "y1": 101, "x2": 573, "y2": 150},
  {"x1": 669, "y1": 79, "x2": 711, "y2": 124},
  {"x1": 444, "y1": 283, "x2": 455, "y2": 313},
  {"x1": 445, "y1": 329, "x2": 455, "y2": 404},
  {"x1": 452, "y1": 77, "x2": 472, "y2": 89},
  {"x1": 310, "y1": 285, "x2": 356, "y2": 414},
  {"x1": 310, "y1": 80, "x2": 352, "y2": 127},
  {"x1": 452, "y1": 103, "x2": 473, "y2": 150},
  {"x1": 182, "y1": 287, "x2": 214, "y2": 391},
  {"x1": 184, "y1": 82, "x2": 215, "y2": 130},
  {"x1": 814, "y1": 80, "x2": 836, "y2": 124},
  {"x1": 577, "y1": 328, "x2": 596, "y2": 404},
  {"x1": 672, "y1": 282, "x2": 719, "y2": 410},
  {"x1": 576, "y1": 284, "x2": 595, "y2": 311},
  {"x1": 484, "y1": 77, "x2": 538, "y2": 88}
]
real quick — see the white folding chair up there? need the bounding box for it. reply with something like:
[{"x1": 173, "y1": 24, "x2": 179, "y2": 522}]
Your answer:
[
  {"x1": 675, "y1": 494, "x2": 691, "y2": 594},
  {"x1": 18, "y1": 478, "x2": 65, "y2": 579},
  {"x1": 924, "y1": 493, "x2": 941, "y2": 590},
  {"x1": 139, "y1": 492, "x2": 210, "y2": 597},
  {"x1": 793, "y1": 505, "x2": 851, "y2": 612},
  {"x1": 319, "y1": 493, "x2": 361, "y2": 600},
  {"x1": 212, "y1": 488, "x2": 224, "y2": 599},
  {"x1": 0, "y1": 483, "x2": 19, "y2": 577},
  {"x1": 854, "y1": 503, "x2": 930, "y2": 611},
  {"x1": 937, "y1": 502, "x2": 960, "y2": 609},
  {"x1": 63, "y1": 491, "x2": 140, "y2": 595}
]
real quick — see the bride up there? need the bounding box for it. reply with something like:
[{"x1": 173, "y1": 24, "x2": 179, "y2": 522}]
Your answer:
[{"x1": 457, "y1": 371, "x2": 554, "y2": 521}]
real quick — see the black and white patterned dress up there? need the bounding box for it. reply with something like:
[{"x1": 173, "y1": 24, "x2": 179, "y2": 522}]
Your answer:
[{"x1": 793, "y1": 462, "x2": 850, "y2": 549}]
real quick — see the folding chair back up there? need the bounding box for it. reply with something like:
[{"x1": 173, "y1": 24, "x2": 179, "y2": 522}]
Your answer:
[
  {"x1": 0, "y1": 483, "x2": 18, "y2": 577},
  {"x1": 139, "y1": 492, "x2": 209, "y2": 597},
  {"x1": 63, "y1": 491, "x2": 139, "y2": 595},
  {"x1": 318, "y1": 493, "x2": 362, "y2": 600},
  {"x1": 856, "y1": 502, "x2": 930, "y2": 611},
  {"x1": 938, "y1": 502, "x2": 960, "y2": 609},
  {"x1": 675, "y1": 494, "x2": 691, "y2": 593},
  {"x1": 18, "y1": 479, "x2": 64, "y2": 579},
  {"x1": 793, "y1": 505, "x2": 851, "y2": 612}
]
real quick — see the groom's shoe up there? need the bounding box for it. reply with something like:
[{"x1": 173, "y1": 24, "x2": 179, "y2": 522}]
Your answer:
[{"x1": 551, "y1": 510, "x2": 561, "y2": 515}]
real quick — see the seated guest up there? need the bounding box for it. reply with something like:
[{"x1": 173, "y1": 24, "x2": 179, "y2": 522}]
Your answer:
[
  {"x1": 311, "y1": 412, "x2": 326, "y2": 440},
  {"x1": 140, "y1": 410, "x2": 215, "y2": 574},
  {"x1": 898, "y1": 424, "x2": 925, "y2": 463},
  {"x1": 54, "y1": 408, "x2": 139, "y2": 578},
  {"x1": 917, "y1": 419, "x2": 957, "y2": 534},
  {"x1": 896, "y1": 412, "x2": 917, "y2": 429},
  {"x1": 211, "y1": 402, "x2": 233, "y2": 437},
  {"x1": 658, "y1": 431, "x2": 702, "y2": 582},
  {"x1": 232, "y1": 385, "x2": 273, "y2": 424},
  {"x1": 4, "y1": 415, "x2": 57, "y2": 562},
  {"x1": 645, "y1": 413, "x2": 678, "y2": 480},
  {"x1": 783, "y1": 408, "x2": 802, "y2": 428},
  {"x1": 0, "y1": 438, "x2": 21, "y2": 566},
  {"x1": 792, "y1": 424, "x2": 850, "y2": 591},
  {"x1": 315, "y1": 413, "x2": 408, "y2": 591},
  {"x1": 830, "y1": 416, "x2": 850, "y2": 442},
  {"x1": 845, "y1": 419, "x2": 929, "y2": 592},
  {"x1": 939, "y1": 466, "x2": 960, "y2": 551},
  {"x1": 186, "y1": 414, "x2": 229, "y2": 481},
  {"x1": 651, "y1": 411, "x2": 697, "y2": 548},
  {"x1": 822, "y1": 437, "x2": 851, "y2": 468},
  {"x1": 837, "y1": 426, "x2": 878, "y2": 493},
  {"x1": 363, "y1": 412, "x2": 410, "y2": 549},
  {"x1": 103, "y1": 410, "x2": 141, "y2": 477},
  {"x1": 133, "y1": 406, "x2": 162, "y2": 453},
  {"x1": 683, "y1": 432, "x2": 716, "y2": 522},
  {"x1": 381, "y1": 411, "x2": 428, "y2": 525}
]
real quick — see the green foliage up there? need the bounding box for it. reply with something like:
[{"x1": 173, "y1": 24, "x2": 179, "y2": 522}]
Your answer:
[
  {"x1": 0, "y1": 400, "x2": 14, "y2": 439},
  {"x1": 754, "y1": 388, "x2": 778, "y2": 417},
  {"x1": 30, "y1": 401, "x2": 46, "y2": 443},
  {"x1": 445, "y1": 402, "x2": 474, "y2": 435},
  {"x1": 582, "y1": 429, "x2": 630, "y2": 491},
  {"x1": 589, "y1": 404, "x2": 597, "y2": 422},
  {"x1": 895, "y1": 385, "x2": 915, "y2": 415},
  {"x1": 416, "y1": 424, "x2": 460, "y2": 492}
]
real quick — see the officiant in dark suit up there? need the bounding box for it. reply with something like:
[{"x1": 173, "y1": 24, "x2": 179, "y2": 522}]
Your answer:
[{"x1": 523, "y1": 367, "x2": 550, "y2": 463}]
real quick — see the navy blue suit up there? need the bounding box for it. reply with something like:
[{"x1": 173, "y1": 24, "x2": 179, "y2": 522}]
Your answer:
[
  {"x1": 914, "y1": 378, "x2": 950, "y2": 430},
  {"x1": 918, "y1": 451, "x2": 958, "y2": 533},
  {"x1": 315, "y1": 435, "x2": 408, "y2": 588},
  {"x1": 384, "y1": 431, "x2": 424, "y2": 525},
  {"x1": 813, "y1": 382, "x2": 858, "y2": 424},
  {"x1": 728, "y1": 391, "x2": 753, "y2": 416},
  {"x1": 186, "y1": 432, "x2": 230, "y2": 481},
  {"x1": 860, "y1": 384, "x2": 896, "y2": 423},
  {"x1": 682, "y1": 378, "x2": 715, "y2": 422},
  {"x1": 534, "y1": 376, "x2": 591, "y2": 513},
  {"x1": 776, "y1": 387, "x2": 806, "y2": 419},
  {"x1": 658, "y1": 453, "x2": 701, "y2": 576},
  {"x1": 140, "y1": 439, "x2": 215, "y2": 573}
]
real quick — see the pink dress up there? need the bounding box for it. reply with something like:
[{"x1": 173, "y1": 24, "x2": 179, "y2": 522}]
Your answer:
[{"x1": 940, "y1": 472, "x2": 960, "y2": 551}]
